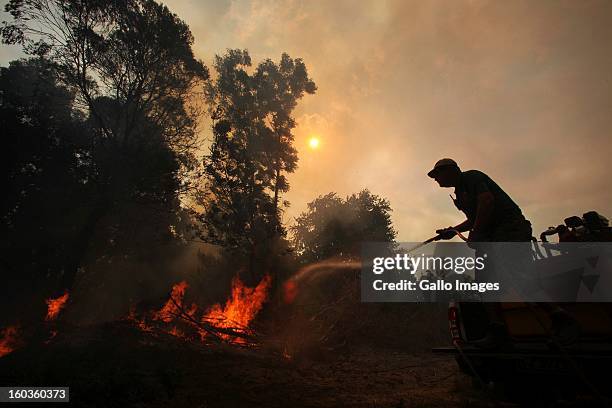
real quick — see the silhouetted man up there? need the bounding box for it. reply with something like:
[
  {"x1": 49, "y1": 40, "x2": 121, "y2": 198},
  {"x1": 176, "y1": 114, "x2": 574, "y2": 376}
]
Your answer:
[
  {"x1": 427, "y1": 158, "x2": 531, "y2": 243},
  {"x1": 427, "y1": 158, "x2": 579, "y2": 345}
]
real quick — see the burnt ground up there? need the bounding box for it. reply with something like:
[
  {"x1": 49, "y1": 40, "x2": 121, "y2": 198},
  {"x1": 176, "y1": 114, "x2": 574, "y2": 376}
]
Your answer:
[{"x1": 0, "y1": 322, "x2": 500, "y2": 408}]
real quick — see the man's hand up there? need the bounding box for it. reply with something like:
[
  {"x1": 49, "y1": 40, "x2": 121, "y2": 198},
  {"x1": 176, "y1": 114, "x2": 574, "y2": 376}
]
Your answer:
[{"x1": 435, "y1": 227, "x2": 457, "y2": 240}]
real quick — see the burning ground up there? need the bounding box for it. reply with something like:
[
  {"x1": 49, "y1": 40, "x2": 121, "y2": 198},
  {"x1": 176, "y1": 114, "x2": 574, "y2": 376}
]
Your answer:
[{"x1": 0, "y1": 259, "x2": 504, "y2": 407}]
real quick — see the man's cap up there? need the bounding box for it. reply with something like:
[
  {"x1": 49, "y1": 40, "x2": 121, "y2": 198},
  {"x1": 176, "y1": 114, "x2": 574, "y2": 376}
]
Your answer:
[{"x1": 427, "y1": 158, "x2": 459, "y2": 178}]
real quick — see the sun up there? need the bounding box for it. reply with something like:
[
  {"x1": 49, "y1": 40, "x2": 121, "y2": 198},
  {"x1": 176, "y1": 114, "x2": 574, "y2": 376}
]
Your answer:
[{"x1": 308, "y1": 137, "x2": 320, "y2": 149}]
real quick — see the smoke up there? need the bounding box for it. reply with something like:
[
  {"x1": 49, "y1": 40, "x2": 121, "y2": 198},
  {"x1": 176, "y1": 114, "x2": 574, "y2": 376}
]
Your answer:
[
  {"x1": 160, "y1": 0, "x2": 612, "y2": 241},
  {"x1": 265, "y1": 257, "x2": 448, "y2": 362},
  {"x1": 65, "y1": 242, "x2": 230, "y2": 325}
]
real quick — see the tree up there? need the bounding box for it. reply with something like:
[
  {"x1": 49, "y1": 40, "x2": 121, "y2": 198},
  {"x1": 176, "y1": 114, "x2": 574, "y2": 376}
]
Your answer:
[
  {"x1": 2, "y1": 0, "x2": 209, "y2": 293},
  {"x1": 200, "y1": 49, "x2": 315, "y2": 257},
  {"x1": 291, "y1": 190, "x2": 397, "y2": 262},
  {"x1": 3, "y1": 0, "x2": 207, "y2": 158},
  {"x1": 0, "y1": 58, "x2": 90, "y2": 321},
  {"x1": 254, "y1": 54, "x2": 317, "y2": 218}
]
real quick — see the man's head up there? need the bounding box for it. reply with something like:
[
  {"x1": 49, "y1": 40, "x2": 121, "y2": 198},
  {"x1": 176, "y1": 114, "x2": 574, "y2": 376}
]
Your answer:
[{"x1": 427, "y1": 158, "x2": 461, "y2": 187}]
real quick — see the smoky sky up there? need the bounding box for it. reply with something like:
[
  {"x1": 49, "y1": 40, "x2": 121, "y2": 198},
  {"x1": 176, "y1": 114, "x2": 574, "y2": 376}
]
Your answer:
[{"x1": 3, "y1": 0, "x2": 611, "y2": 240}]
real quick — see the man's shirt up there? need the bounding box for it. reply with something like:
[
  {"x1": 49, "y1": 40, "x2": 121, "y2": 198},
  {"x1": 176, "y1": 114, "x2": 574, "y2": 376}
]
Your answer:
[{"x1": 453, "y1": 170, "x2": 524, "y2": 231}]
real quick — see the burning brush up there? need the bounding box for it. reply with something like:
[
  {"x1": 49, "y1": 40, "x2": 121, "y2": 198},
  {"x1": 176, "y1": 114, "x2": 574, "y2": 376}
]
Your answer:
[
  {"x1": 45, "y1": 292, "x2": 69, "y2": 321},
  {"x1": 126, "y1": 275, "x2": 271, "y2": 347},
  {"x1": 0, "y1": 325, "x2": 20, "y2": 358},
  {"x1": 0, "y1": 291, "x2": 70, "y2": 358}
]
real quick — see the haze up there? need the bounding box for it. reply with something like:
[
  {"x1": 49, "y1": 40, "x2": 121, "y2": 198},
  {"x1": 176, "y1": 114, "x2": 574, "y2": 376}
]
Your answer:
[{"x1": 3, "y1": 0, "x2": 611, "y2": 241}]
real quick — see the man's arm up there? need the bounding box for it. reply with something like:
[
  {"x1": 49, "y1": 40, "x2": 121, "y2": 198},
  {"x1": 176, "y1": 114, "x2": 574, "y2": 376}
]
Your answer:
[
  {"x1": 436, "y1": 219, "x2": 472, "y2": 240},
  {"x1": 452, "y1": 219, "x2": 473, "y2": 232}
]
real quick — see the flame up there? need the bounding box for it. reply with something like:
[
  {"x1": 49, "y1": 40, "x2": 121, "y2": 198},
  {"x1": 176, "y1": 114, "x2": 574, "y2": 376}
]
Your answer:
[
  {"x1": 152, "y1": 281, "x2": 189, "y2": 323},
  {"x1": 45, "y1": 329, "x2": 58, "y2": 344},
  {"x1": 0, "y1": 325, "x2": 20, "y2": 358},
  {"x1": 151, "y1": 281, "x2": 198, "y2": 338},
  {"x1": 202, "y1": 275, "x2": 271, "y2": 343},
  {"x1": 126, "y1": 275, "x2": 271, "y2": 346},
  {"x1": 283, "y1": 279, "x2": 298, "y2": 304},
  {"x1": 169, "y1": 326, "x2": 184, "y2": 337},
  {"x1": 282, "y1": 344, "x2": 292, "y2": 360},
  {"x1": 125, "y1": 282, "x2": 191, "y2": 338},
  {"x1": 45, "y1": 292, "x2": 69, "y2": 321},
  {"x1": 127, "y1": 307, "x2": 153, "y2": 332}
]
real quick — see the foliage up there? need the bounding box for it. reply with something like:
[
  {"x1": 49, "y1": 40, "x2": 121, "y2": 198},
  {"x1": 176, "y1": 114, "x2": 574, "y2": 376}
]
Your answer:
[
  {"x1": 1, "y1": 0, "x2": 208, "y2": 295},
  {"x1": 3, "y1": 0, "x2": 208, "y2": 164},
  {"x1": 0, "y1": 59, "x2": 92, "y2": 325},
  {"x1": 199, "y1": 49, "x2": 316, "y2": 254},
  {"x1": 291, "y1": 190, "x2": 397, "y2": 262}
]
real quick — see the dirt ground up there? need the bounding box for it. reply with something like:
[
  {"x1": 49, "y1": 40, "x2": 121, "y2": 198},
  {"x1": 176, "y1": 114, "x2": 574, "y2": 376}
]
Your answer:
[
  {"x1": 180, "y1": 346, "x2": 498, "y2": 408},
  {"x1": 0, "y1": 322, "x2": 502, "y2": 408}
]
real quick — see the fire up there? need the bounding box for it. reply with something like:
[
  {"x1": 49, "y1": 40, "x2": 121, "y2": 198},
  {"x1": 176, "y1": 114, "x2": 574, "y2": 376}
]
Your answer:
[
  {"x1": 2, "y1": 291, "x2": 69, "y2": 357},
  {"x1": 203, "y1": 275, "x2": 272, "y2": 333},
  {"x1": 45, "y1": 330, "x2": 58, "y2": 344},
  {"x1": 127, "y1": 307, "x2": 153, "y2": 332},
  {"x1": 283, "y1": 279, "x2": 298, "y2": 304},
  {"x1": 150, "y1": 281, "x2": 198, "y2": 338},
  {"x1": 126, "y1": 275, "x2": 271, "y2": 346},
  {"x1": 0, "y1": 325, "x2": 20, "y2": 358},
  {"x1": 152, "y1": 281, "x2": 189, "y2": 323},
  {"x1": 45, "y1": 291, "x2": 69, "y2": 321},
  {"x1": 282, "y1": 344, "x2": 292, "y2": 360},
  {"x1": 200, "y1": 275, "x2": 271, "y2": 344}
]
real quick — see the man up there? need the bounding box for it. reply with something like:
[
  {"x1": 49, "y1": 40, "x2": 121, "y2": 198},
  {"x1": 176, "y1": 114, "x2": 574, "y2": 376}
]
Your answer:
[
  {"x1": 427, "y1": 158, "x2": 579, "y2": 345},
  {"x1": 427, "y1": 158, "x2": 531, "y2": 243}
]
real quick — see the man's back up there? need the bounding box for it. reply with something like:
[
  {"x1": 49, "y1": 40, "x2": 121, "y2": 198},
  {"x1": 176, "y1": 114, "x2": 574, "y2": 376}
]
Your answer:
[{"x1": 454, "y1": 169, "x2": 525, "y2": 235}]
